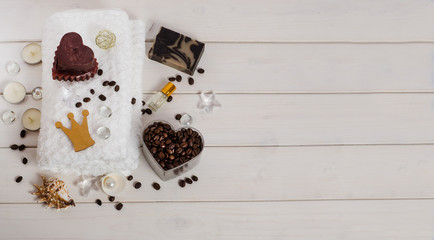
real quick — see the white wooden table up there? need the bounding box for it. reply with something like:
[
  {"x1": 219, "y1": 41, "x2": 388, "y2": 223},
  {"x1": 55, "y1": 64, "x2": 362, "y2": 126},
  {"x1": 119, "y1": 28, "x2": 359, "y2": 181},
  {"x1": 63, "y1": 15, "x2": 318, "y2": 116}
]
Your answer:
[{"x1": 1, "y1": 0, "x2": 434, "y2": 239}]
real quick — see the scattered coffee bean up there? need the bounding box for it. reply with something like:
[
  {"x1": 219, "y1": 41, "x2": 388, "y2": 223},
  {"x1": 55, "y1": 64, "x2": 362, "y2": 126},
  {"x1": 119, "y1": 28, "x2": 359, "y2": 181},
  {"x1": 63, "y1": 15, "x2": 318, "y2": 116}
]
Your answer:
[
  {"x1": 188, "y1": 77, "x2": 194, "y2": 85},
  {"x1": 145, "y1": 108, "x2": 152, "y2": 115},
  {"x1": 20, "y1": 129, "x2": 26, "y2": 138},
  {"x1": 191, "y1": 175, "x2": 198, "y2": 182},
  {"x1": 152, "y1": 182, "x2": 161, "y2": 190},
  {"x1": 167, "y1": 96, "x2": 173, "y2": 102},
  {"x1": 185, "y1": 177, "x2": 193, "y2": 184},
  {"x1": 97, "y1": 69, "x2": 103, "y2": 76},
  {"x1": 168, "y1": 77, "x2": 176, "y2": 82},
  {"x1": 142, "y1": 101, "x2": 146, "y2": 106},
  {"x1": 108, "y1": 196, "x2": 115, "y2": 202},
  {"x1": 10, "y1": 144, "x2": 18, "y2": 150},
  {"x1": 114, "y1": 85, "x2": 120, "y2": 92},
  {"x1": 18, "y1": 144, "x2": 25, "y2": 151},
  {"x1": 103, "y1": 81, "x2": 109, "y2": 86},
  {"x1": 83, "y1": 97, "x2": 91, "y2": 103},
  {"x1": 141, "y1": 109, "x2": 146, "y2": 115},
  {"x1": 99, "y1": 94, "x2": 106, "y2": 101},
  {"x1": 175, "y1": 114, "x2": 182, "y2": 120},
  {"x1": 95, "y1": 199, "x2": 102, "y2": 206},
  {"x1": 127, "y1": 175, "x2": 133, "y2": 181},
  {"x1": 131, "y1": 98, "x2": 136, "y2": 105},
  {"x1": 134, "y1": 182, "x2": 142, "y2": 189},
  {"x1": 197, "y1": 68, "x2": 205, "y2": 74},
  {"x1": 75, "y1": 102, "x2": 82, "y2": 108},
  {"x1": 109, "y1": 81, "x2": 116, "y2": 86},
  {"x1": 178, "y1": 179, "x2": 186, "y2": 188},
  {"x1": 15, "y1": 176, "x2": 23, "y2": 183},
  {"x1": 22, "y1": 157, "x2": 28, "y2": 165},
  {"x1": 115, "y1": 202, "x2": 123, "y2": 211},
  {"x1": 90, "y1": 89, "x2": 95, "y2": 94},
  {"x1": 176, "y1": 75, "x2": 182, "y2": 82}
]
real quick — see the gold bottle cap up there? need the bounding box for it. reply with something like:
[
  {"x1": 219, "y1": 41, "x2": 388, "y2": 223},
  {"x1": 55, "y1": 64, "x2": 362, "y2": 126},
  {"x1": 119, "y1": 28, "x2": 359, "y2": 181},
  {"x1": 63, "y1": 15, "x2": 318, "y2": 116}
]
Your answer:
[{"x1": 161, "y1": 82, "x2": 176, "y2": 97}]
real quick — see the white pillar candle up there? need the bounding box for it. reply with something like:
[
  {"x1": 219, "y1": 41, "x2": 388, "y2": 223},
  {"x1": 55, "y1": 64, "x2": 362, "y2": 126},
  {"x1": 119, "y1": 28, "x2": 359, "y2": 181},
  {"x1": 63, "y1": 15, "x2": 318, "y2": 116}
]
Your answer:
[
  {"x1": 22, "y1": 43, "x2": 42, "y2": 64},
  {"x1": 22, "y1": 108, "x2": 41, "y2": 131},
  {"x1": 3, "y1": 82, "x2": 26, "y2": 104}
]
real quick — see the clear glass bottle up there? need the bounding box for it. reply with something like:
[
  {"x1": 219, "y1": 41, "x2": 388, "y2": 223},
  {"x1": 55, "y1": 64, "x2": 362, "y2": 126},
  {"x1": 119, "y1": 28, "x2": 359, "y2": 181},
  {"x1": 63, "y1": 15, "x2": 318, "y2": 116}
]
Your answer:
[{"x1": 148, "y1": 82, "x2": 176, "y2": 112}]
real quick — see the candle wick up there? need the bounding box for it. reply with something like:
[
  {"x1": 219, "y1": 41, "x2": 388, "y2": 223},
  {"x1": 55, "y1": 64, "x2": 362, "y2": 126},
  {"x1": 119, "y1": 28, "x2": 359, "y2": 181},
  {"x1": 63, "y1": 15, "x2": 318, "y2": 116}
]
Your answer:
[{"x1": 28, "y1": 117, "x2": 33, "y2": 122}]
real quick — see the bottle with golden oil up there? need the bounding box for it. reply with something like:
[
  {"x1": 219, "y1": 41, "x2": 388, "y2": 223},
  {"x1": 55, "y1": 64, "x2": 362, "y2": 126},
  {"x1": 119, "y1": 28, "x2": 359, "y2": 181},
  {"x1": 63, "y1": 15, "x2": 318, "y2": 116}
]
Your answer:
[{"x1": 148, "y1": 82, "x2": 176, "y2": 112}]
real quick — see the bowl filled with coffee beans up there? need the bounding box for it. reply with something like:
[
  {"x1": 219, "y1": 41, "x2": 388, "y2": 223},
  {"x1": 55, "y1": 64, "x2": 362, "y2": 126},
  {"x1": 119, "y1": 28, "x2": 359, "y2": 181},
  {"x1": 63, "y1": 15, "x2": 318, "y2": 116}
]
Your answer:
[{"x1": 142, "y1": 121, "x2": 204, "y2": 181}]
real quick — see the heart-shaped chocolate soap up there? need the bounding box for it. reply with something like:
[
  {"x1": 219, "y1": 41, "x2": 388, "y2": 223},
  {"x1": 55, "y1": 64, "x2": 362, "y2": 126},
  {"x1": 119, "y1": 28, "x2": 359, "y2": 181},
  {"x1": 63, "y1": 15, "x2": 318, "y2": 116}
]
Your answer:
[
  {"x1": 143, "y1": 121, "x2": 204, "y2": 175},
  {"x1": 52, "y1": 32, "x2": 98, "y2": 81}
]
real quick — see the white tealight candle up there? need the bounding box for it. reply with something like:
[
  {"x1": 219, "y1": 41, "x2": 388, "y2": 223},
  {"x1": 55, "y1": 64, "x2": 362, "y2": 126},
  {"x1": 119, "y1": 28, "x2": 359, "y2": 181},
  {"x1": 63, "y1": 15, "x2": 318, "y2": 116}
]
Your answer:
[
  {"x1": 22, "y1": 108, "x2": 41, "y2": 131},
  {"x1": 101, "y1": 172, "x2": 126, "y2": 195},
  {"x1": 22, "y1": 43, "x2": 42, "y2": 64},
  {"x1": 3, "y1": 82, "x2": 26, "y2": 104}
]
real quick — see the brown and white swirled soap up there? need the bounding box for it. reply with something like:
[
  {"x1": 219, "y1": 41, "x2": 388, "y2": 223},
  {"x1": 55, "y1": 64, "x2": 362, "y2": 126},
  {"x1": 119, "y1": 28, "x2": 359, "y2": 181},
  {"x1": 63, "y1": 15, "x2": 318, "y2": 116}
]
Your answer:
[{"x1": 148, "y1": 27, "x2": 205, "y2": 75}]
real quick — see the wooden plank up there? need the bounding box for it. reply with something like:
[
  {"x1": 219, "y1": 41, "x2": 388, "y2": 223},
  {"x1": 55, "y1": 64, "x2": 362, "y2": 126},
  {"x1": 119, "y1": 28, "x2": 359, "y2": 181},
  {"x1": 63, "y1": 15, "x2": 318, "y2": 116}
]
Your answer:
[
  {"x1": 3, "y1": 145, "x2": 434, "y2": 203},
  {"x1": 3, "y1": 93, "x2": 434, "y2": 147},
  {"x1": 3, "y1": 42, "x2": 433, "y2": 94},
  {"x1": 1, "y1": 0, "x2": 434, "y2": 42},
  {"x1": 1, "y1": 200, "x2": 434, "y2": 239}
]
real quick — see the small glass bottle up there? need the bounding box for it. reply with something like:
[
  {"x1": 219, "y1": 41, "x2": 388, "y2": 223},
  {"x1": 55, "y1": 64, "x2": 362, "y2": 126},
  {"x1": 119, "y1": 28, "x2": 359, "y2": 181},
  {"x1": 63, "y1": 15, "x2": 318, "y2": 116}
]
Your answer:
[{"x1": 148, "y1": 82, "x2": 176, "y2": 112}]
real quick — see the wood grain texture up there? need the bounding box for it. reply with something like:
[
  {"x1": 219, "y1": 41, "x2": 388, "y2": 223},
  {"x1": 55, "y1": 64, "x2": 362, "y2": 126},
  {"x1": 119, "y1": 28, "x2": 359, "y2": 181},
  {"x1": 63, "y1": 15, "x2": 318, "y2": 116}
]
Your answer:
[
  {"x1": 1, "y1": 200, "x2": 434, "y2": 240},
  {"x1": 2, "y1": 42, "x2": 434, "y2": 94},
  {"x1": 3, "y1": 145, "x2": 434, "y2": 203},
  {"x1": 3, "y1": 93, "x2": 434, "y2": 148},
  {"x1": 1, "y1": 0, "x2": 434, "y2": 42}
]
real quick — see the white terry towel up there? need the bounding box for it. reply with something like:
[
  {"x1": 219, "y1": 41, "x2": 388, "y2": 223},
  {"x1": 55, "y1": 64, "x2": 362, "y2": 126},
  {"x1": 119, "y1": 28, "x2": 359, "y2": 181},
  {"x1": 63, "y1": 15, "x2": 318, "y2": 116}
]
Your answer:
[{"x1": 37, "y1": 9, "x2": 145, "y2": 176}]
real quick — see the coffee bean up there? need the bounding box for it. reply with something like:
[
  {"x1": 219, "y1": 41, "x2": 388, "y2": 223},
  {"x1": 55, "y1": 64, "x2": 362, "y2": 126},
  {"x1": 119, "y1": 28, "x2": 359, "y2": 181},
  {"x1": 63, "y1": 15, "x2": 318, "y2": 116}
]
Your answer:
[
  {"x1": 185, "y1": 177, "x2": 193, "y2": 184},
  {"x1": 96, "y1": 199, "x2": 102, "y2": 206},
  {"x1": 109, "y1": 81, "x2": 116, "y2": 86},
  {"x1": 75, "y1": 102, "x2": 82, "y2": 108},
  {"x1": 178, "y1": 179, "x2": 186, "y2": 188},
  {"x1": 15, "y1": 176, "x2": 23, "y2": 183},
  {"x1": 131, "y1": 98, "x2": 136, "y2": 105},
  {"x1": 90, "y1": 89, "x2": 95, "y2": 94},
  {"x1": 141, "y1": 109, "x2": 146, "y2": 115},
  {"x1": 197, "y1": 68, "x2": 205, "y2": 74},
  {"x1": 18, "y1": 144, "x2": 25, "y2": 151},
  {"x1": 134, "y1": 182, "x2": 142, "y2": 189},
  {"x1": 176, "y1": 75, "x2": 182, "y2": 82},
  {"x1": 22, "y1": 157, "x2": 28, "y2": 165},
  {"x1": 188, "y1": 77, "x2": 194, "y2": 85},
  {"x1": 167, "y1": 96, "x2": 173, "y2": 102},
  {"x1": 114, "y1": 85, "x2": 120, "y2": 92},
  {"x1": 99, "y1": 94, "x2": 106, "y2": 101},
  {"x1": 19, "y1": 129, "x2": 26, "y2": 138},
  {"x1": 127, "y1": 175, "x2": 133, "y2": 181},
  {"x1": 83, "y1": 97, "x2": 91, "y2": 103},
  {"x1": 168, "y1": 77, "x2": 176, "y2": 82},
  {"x1": 10, "y1": 144, "x2": 18, "y2": 150},
  {"x1": 191, "y1": 175, "x2": 198, "y2": 181},
  {"x1": 152, "y1": 182, "x2": 161, "y2": 190},
  {"x1": 115, "y1": 203, "x2": 123, "y2": 210},
  {"x1": 142, "y1": 101, "x2": 146, "y2": 106},
  {"x1": 103, "y1": 81, "x2": 109, "y2": 86},
  {"x1": 97, "y1": 69, "x2": 103, "y2": 75},
  {"x1": 108, "y1": 196, "x2": 115, "y2": 202},
  {"x1": 145, "y1": 108, "x2": 152, "y2": 115}
]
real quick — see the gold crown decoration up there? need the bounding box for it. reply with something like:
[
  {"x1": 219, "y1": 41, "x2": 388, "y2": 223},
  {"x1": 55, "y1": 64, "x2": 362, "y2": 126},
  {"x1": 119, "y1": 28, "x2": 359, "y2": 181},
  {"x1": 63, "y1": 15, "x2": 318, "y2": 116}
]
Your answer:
[{"x1": 55, "y1": 110, "x2": 95, "y2": 152}]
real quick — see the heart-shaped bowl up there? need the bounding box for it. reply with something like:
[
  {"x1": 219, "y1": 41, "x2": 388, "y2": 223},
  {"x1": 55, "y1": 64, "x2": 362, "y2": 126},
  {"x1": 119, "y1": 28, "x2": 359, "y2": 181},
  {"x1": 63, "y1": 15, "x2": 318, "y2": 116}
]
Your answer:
[{"x1": 142, "y1": 121, "x2": 205, "y2": 181}]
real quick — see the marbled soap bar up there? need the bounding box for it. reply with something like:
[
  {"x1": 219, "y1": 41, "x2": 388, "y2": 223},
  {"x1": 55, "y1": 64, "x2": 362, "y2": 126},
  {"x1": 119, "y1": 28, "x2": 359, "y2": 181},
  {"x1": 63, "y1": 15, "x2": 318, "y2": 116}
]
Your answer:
[{"x1": 148, "y1": 27, "x2": 205, "y2": 75}]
